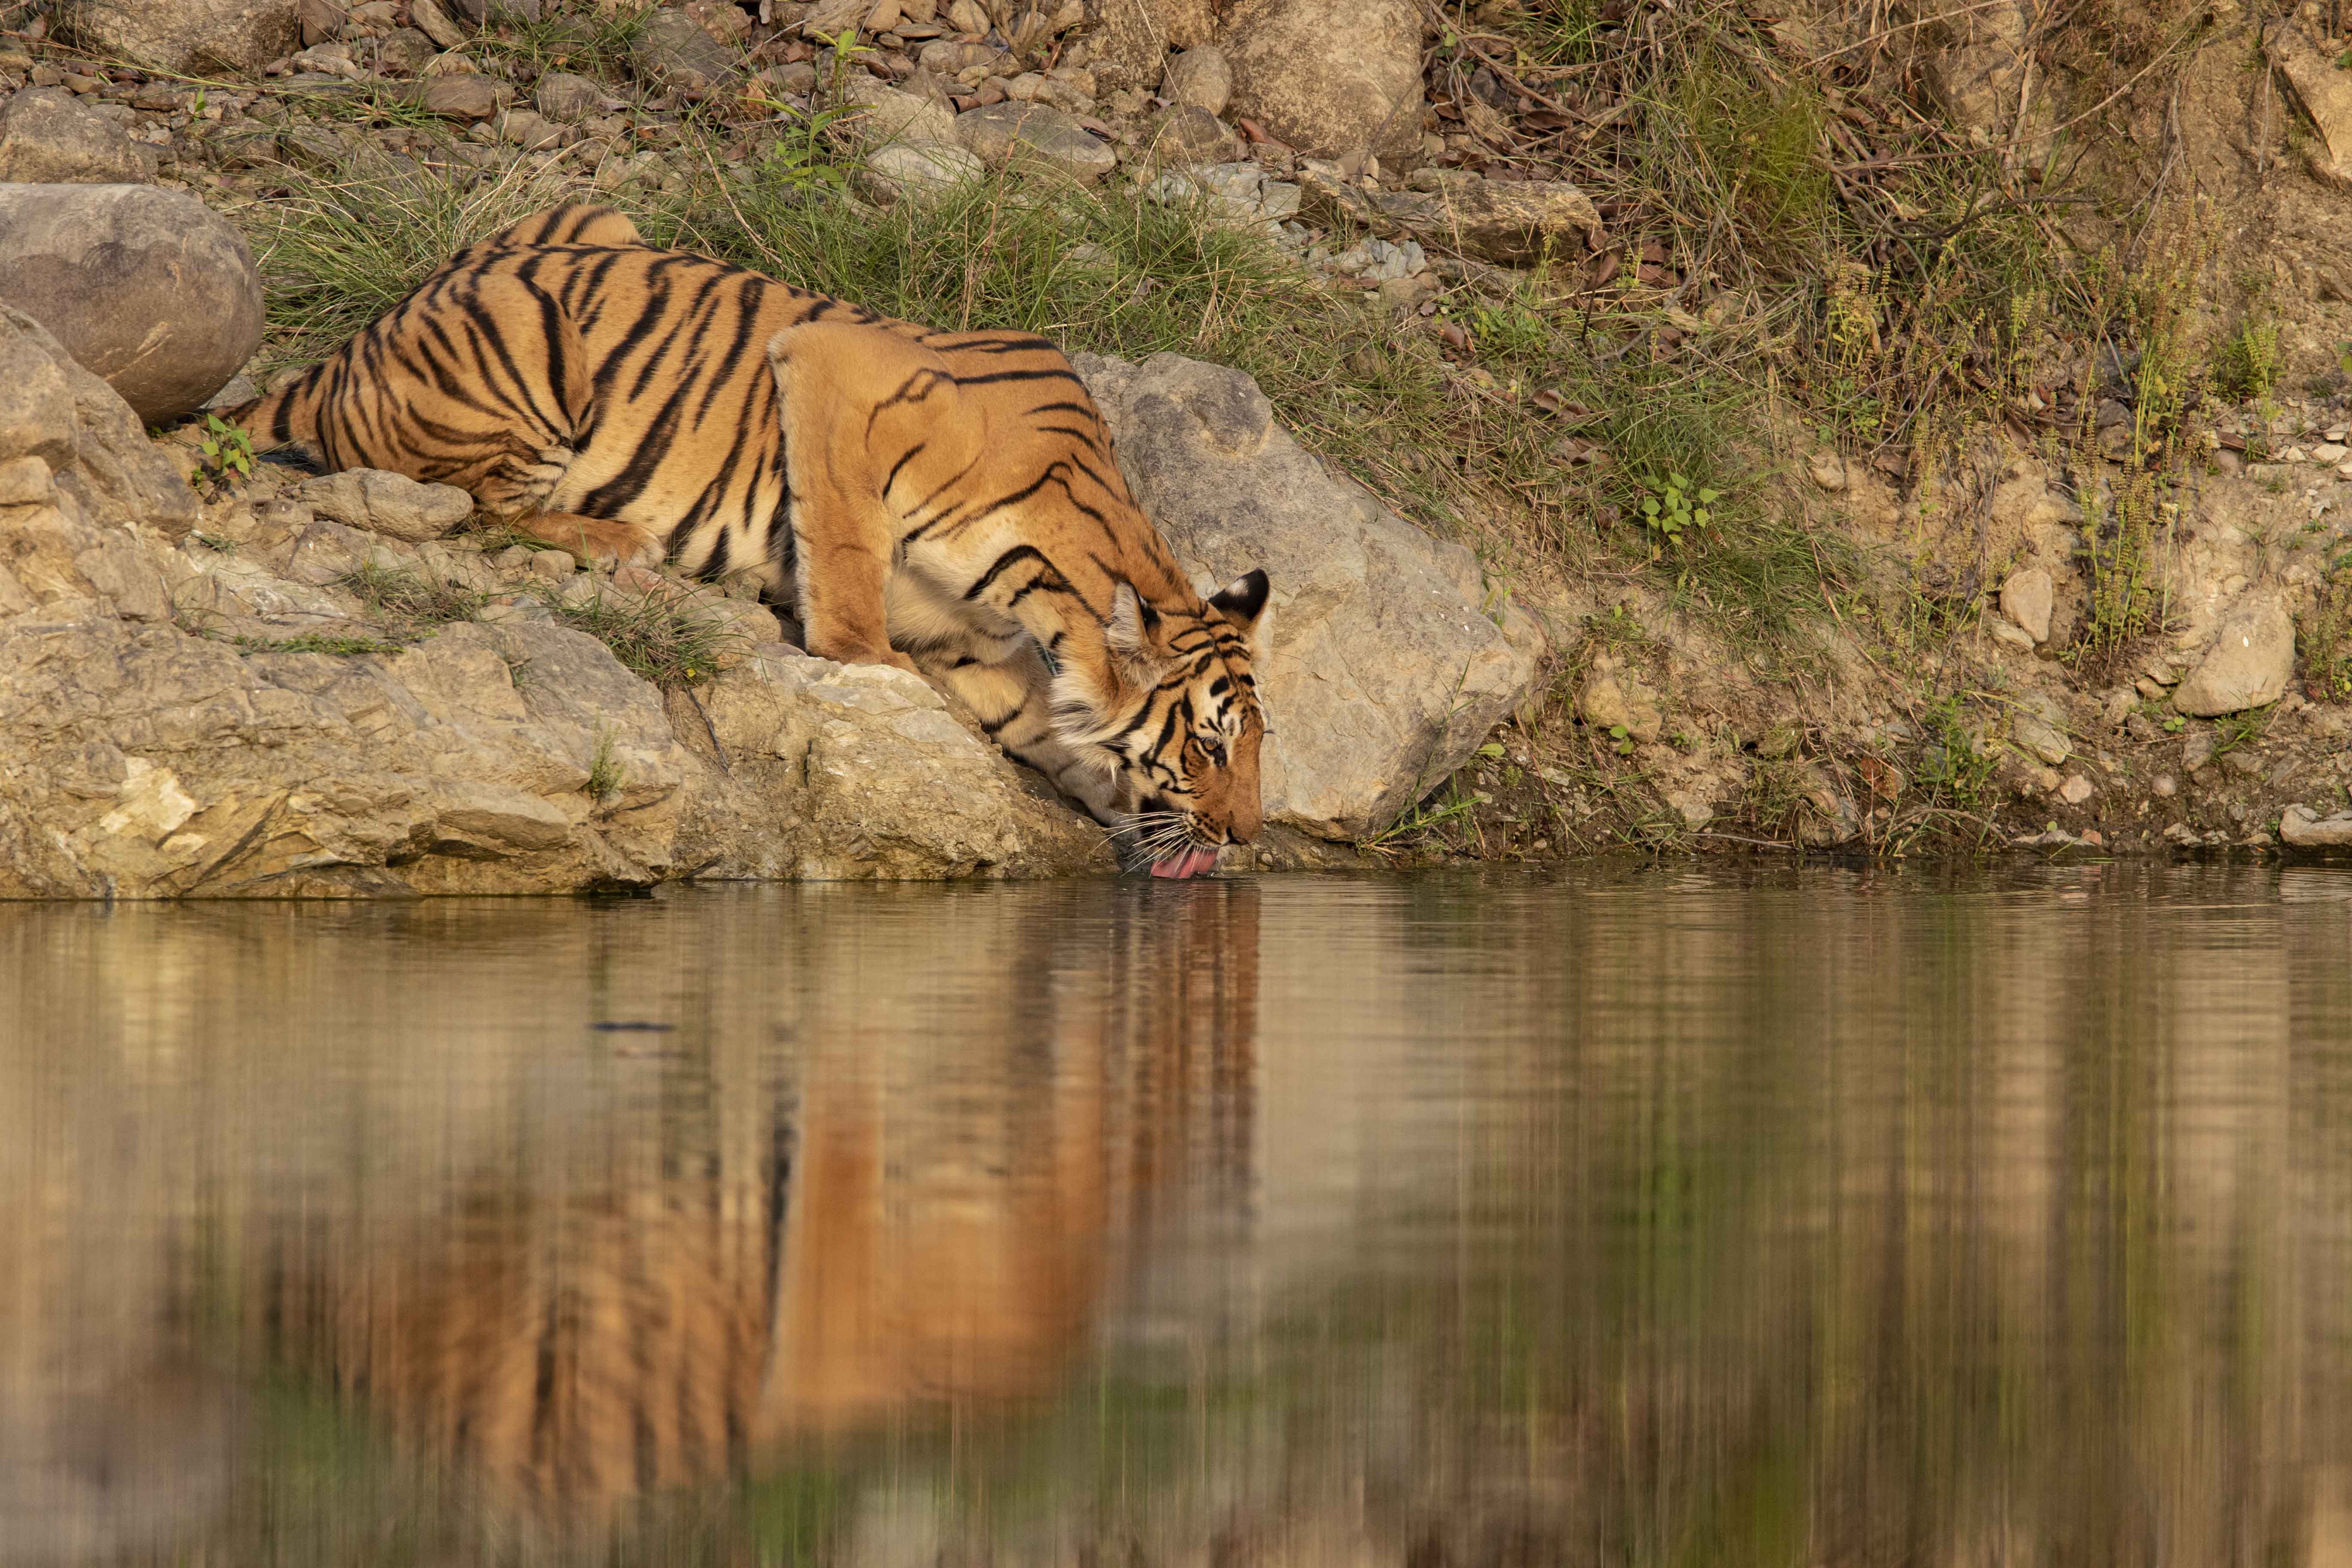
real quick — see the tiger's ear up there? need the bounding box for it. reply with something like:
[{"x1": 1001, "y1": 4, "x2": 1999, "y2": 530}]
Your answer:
[
  {"x1": 1208, "y1": 569, "x2": 1270, "y2": 642},
  {"x1": 1106, "y1": 585, "x2": 1169, "y2": 677}
]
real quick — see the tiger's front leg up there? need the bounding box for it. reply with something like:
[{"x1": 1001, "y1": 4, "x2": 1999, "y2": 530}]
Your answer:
[
  {"x1": 917, "y1": 640, "x2": 1124, "y2": 826},
  {"x1": 767, "y1": 323, "x2": 928, "y2": 677}
]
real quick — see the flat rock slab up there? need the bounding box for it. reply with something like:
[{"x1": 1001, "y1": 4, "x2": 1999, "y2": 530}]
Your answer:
[
  {"x1": 1074, "y1": 350, "x2": 1545, "y2": 841},
  {"x1": 0, "y1": 184, "x2": 265, "y2": 425},
  {"x1": 954, "y1": 101, "x2": 1116, "y2": 181},
  {"x1": 0, "y1": 88, "x2": 153, "y2": 184}
]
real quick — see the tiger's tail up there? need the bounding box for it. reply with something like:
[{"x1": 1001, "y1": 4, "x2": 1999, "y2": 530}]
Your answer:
[{"x1": 222, "y1": 361, "x2": 330, "y2": 465}]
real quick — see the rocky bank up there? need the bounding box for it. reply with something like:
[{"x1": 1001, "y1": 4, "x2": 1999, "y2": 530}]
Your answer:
[
  {"x1": 0, "y1": 297, "x2": 1539, "y2": 896},
  {"x1": 14, "y1": 0, "x2": 2352, "y2": 874}
]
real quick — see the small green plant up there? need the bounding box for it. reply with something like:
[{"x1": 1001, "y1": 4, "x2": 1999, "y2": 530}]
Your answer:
[
  {"x1": 2210, "y1": 706, "x2": 2270, "y2": 759},
  {"x1": 585, "y1": 727, "x2": 623, "y2": 801},
  {"x1": 339, "y1": 562, "x2": 484, "y2": 629},
  {"x1": 1467, "y1": 300, "x2": 1551, "y2": 359},
  {"x1": 539, "y1": 581, "x2": 737, "y2": 686},
  {"x1": 2214, "y1": 316, "x2": 2283, "y2": 403},
  {"x1": 2162, "y1": 713, "x2": 2187, "y2": 733},
  {"x1": 1363, "y1": 781, "x2": 1479, "y2": 850},
  {"x1": 231, "y1": 631, "x2": 404, "y2": 657},
  {"x1": 198, "y1": 414, "x2": 255, "y2": 481},
  {"x1": 2304, "y1": 549, "x2": 2352, "y2": 700},
  {"x1": 1635, "y1": 472, "x2": 1718, "y2": 539},
  {"x1": 1915, "y1": 694, "x2": 1998, "y2": 814}
]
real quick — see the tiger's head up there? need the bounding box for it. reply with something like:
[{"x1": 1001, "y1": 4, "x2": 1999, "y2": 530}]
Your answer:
[{"x1": 1073, "y1": 570, "x2": 1271, "y2": 880}]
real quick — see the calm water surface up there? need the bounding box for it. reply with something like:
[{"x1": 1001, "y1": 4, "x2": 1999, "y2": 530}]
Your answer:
[{"x1": 5, "y1": 865, "x2": 2352, "y2": 1566}]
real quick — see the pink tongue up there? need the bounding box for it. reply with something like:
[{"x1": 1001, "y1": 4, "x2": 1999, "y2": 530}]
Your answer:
[{"x1": 1149, "y1": 846, "x2": 1222, "y2": 879}]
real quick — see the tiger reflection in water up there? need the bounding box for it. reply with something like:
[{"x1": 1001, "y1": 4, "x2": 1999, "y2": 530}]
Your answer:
[{"x1": 255, "y1": 884, "x2": 1262, "y2": 1517}]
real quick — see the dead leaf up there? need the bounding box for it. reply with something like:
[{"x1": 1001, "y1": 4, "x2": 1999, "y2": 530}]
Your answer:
[{"x1": 1461, "y1": 96, "x2": 1513, "y2": 147}]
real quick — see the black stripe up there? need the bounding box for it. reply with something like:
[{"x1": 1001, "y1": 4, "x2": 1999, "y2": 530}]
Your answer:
[
  {"x1": 882, "y1": 442, "x2": 926, "y2": 496},
  {"x1": 965, "y1": 544, "x2": 1057, "y2": 600},
  {"x1": 952, "y1": 368, "x2": 1085, "y2": 388}
]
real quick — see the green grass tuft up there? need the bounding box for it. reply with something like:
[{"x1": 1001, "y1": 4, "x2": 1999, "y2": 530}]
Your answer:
[
  {"x1": 339, "y1": 562, "x2": 486, "y2": 630},
  {"x1": 231, "y1": 631, "x2": 406, "y2": 657},
  {"x1": 540, "y1": 582, "x2": 738, "y2": 687}
]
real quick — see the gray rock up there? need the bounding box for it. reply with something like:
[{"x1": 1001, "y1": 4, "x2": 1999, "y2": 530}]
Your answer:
[
  {"x1": 2174, "y1": 595, "x2": 2294, "y2": 717},
  {"x1": 0, "y1": 187, "x2": 263, "y2": 425},
  {"x1": 684, "y1": 651, "x2": 1114, "y2": 879},
  {"x1": 372, "y1": 27, "x2": 440, "y2": 75},
  {"x1": 2010, "y1": 703, "x2": 2069, "y2": 766},
  {"x1": 407, "y1": 0, "x2": 469, "y2": 47},
  {"x1": 288, "y1": 40, "x2": 362, "y2": 77},
  {"x1": 0, "y1": 88, "x2": 152, "y2": 184},
  {"x1": 631, "y1": 8, "x2": 741, "y2": 96},
  {"x1": 417, "y1": 72, "x2": 510, "y2": 121},
  {"x1": 497, "y1": 107, "x2": 565, "y2": 151},
  {"x1": 1144, "y1": 104, "x2": 1245, "y2": 166},
  {"x1": 2282, "y1": 805, "x2": 2352, "y2": 847},
  {"x1": 1086, "y1": 0, "x2": 1217, "y2": 93},
  {"x1": 1577, "y1": 669, "x2": 1661, "y2": 744},
  {"x1": 953, "y1": 101, "x2": 1115, "y2": 181},
  {"x1": 0, "y1": 306, "x2": 198, "y2": 542},
  {"x1": 1222, "y1": 0, "x2": 1422, "y2": 163},
  {"x1": 1161, "y1": 45, "x2": 1231, "y2": 115},
  {"x1": 1073, "y1": 350, "x2": 1544, "y2": 839},
  {"x1": 295, "y1": 469, "x2": 474, "y2": 542},
  {"x1": 858, "y1": 140, "x2": 985, "y2": 202},
  {"x1": 534, "y1": 69, "x2": 603, "y2": 122},
  {"x1": 57, "y1": 0, "x2": 301, "y2": 74},
  {"x1": 839, "y1": 77, "x2": 959, "y2": 148},
  {"x1": 2001, "y1": 565, "x2": 2053, "y2": 642}
]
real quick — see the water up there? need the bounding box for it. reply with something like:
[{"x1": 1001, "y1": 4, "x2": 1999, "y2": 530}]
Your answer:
[{"x1": 4, "y1": 864, "x2": 2352, "y2": 1566}]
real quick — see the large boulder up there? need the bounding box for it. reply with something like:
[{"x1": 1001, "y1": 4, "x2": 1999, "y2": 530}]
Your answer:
[
  {"x1": 1072, "y1": 351, "x2": 1544, "y2": 841},
  {"x1": 58, "y1": 0, "x2": 302, "y2": 75},
  {"x1": 1086, "y1": 0, "x2": 1219, "y2": 94},
  {"x1": 0, "y1": 185, "x2": 266, "y2": 425},
  {"x1": 1218, "y1": 0, "x2": 1423, "y2": 164},
  {"x1": 630, "y1": 7, "x2": 743, "y2": 97},
  {"x1": 2173, "y1": 594, "x2": 2295, "y2": 717},
  {"x1": 0, "y1": 88, "x2": 153, "y2": 184},
  {"x1": 0, "y1": 306, "x2": 1109, "y2": 897}
]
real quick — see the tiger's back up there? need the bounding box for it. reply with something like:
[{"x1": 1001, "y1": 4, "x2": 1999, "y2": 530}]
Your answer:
[{"x1": 239, "y1": 206, "x2": 1099, "y2": 597}]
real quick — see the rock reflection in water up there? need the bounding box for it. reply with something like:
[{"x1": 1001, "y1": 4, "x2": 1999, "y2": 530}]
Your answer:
[{"x1": 0, "y1": 865, "x2": 2348, "y2": 1565}]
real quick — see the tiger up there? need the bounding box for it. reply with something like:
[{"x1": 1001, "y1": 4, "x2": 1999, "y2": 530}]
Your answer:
[{"x1": 229, "y1": 203, "x2": 1268, "y2": 879}]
